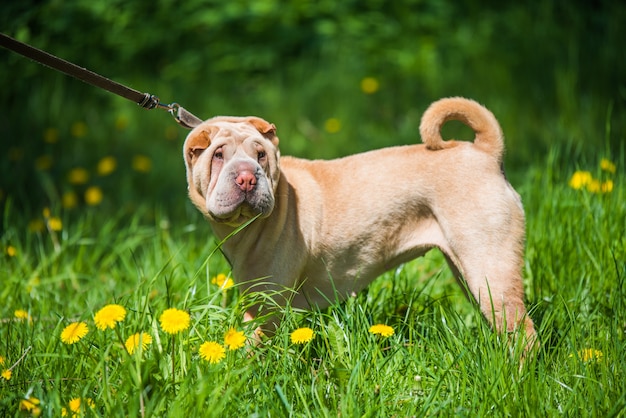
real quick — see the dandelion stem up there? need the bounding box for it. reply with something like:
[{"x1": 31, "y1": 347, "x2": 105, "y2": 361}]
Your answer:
[
  {"x1": 114, "y1": 328, "x2": 127, "y2": 355},
  {"x1": 46, "y1": 220, "x2": 61, "y2": 253},
  {"x1": 171, "y1": 336, "x2": 176, "y2": 386}
]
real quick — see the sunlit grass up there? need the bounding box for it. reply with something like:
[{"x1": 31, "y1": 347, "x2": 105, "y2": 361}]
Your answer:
[
  {"x1": 2, "y1": 2, "x2": 624, "y2": 414},
  {"x1": 0, "y1": 151, "x2": 623, "y2": 416}
]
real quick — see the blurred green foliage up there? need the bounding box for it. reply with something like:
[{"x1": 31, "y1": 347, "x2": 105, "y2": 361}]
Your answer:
[{"x1": 1, "y1": 0, "x2": 624, "y2": 225}]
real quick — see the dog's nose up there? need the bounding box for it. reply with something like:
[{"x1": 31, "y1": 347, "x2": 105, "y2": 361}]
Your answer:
[{"x1": 236, "y1": 171, "x2": 257, "y2": 192}]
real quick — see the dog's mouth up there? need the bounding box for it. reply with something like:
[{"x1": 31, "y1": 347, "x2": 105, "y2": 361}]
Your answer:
[
  {"x1": 210, "y1": 207, "x2": 251, "y2": 227},
  {"x1": 209, "y1": 204, "x2": 269, "y2": 227},
  {"x1": 207, "y1": 189, "x2": 274, "y2": 226},
  {"x1": 204, "y1": 157, "x2": 276, "y2": 226}
]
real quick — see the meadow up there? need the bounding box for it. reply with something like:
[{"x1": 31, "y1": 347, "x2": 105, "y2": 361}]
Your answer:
[
  {"x1": 1, "y1": 1, "x2": 625, "y2": 416},
  {"x1": 1, "y1": 147, "x2": 624, "y2": 416}
]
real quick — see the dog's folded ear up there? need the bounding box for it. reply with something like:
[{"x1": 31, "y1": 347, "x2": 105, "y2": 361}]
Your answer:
[
  {"x1": 184, "y1": 125, "x2": 219, "y2": 168},
  {"x1": 247, "y1": 117, "x2": 279, "y2": 146}
]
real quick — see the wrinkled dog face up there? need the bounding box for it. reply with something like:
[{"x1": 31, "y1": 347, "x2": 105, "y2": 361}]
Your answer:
[{"x1": 183, "y1": 116, "x2": 281, "y2": 226}]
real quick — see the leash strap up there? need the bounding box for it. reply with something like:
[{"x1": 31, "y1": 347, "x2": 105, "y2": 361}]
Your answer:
[{"x1": 0, "y1": 33, "x2": 203, "y2": 129}]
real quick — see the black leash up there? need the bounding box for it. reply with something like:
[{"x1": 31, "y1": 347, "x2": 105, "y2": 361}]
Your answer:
[{"x1": 0, "y1": 33, "x2": 203, "y2": 129}]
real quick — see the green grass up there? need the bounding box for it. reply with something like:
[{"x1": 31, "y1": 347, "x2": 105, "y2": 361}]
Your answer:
[
  {"x1": 1, "y1": 148, "x2": 624, "y2": 417},
  {"x1": 2, "y1": 3, "x2": 624, "y2": 415}
]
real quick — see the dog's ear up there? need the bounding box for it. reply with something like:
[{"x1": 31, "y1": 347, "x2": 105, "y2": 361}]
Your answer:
[
  {"x1": 247, "y1": 117, "x2": 279, "y2": 146},
  {"x1": 184, "y1": 126, "x2": 219, "y2": 168}
]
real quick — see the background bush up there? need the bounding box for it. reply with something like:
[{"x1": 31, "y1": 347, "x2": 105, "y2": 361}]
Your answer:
[{"x1": 1, "y1": 0, "x2": 624, "y2": 225}]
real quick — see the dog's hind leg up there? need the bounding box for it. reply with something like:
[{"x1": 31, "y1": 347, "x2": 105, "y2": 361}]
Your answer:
[
  {"x1": 437, "y1": 207, "x2": 537, "y2": 351},
  {"x1": 441, "y1": 245, "x2": 537, "y2": 355}
]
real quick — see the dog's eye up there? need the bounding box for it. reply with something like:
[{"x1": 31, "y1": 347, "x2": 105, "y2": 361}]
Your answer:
[
  {"x1": 214, "y1": 149, "x2": 224, "y2": 160},
  {"x1": 257, "y1": 151, "x2": 266, "y2": 161}
]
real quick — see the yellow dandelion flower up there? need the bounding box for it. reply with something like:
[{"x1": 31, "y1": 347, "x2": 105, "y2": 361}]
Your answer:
[
  {"x1": 199, "y1": 341, "x2": 226, "y2": 364},
  {"x1": 290, "y1": 327, "x2": 314, "y2": 344},
  {"x1": 601, "y1": 180, "x2": 613, "y2": 193},
  {"x1": 369, "y1": 324, "x2": 395, "y2": 337},
  {"x1": 360, "y1": 76, "x2": 380, "y2": 94},
  {"x1": 6, "y1": 245, "x2": 16, "y2": 257},
  {"x1": 165, "y1": 125, "x2": 179, "y2": 141},
  {"x1": 569, "y1": 170, "x2": 592, "y2": 190},
  {"x1": 28, "y1": 219, "x2": 45, "y2": 233},
  {"x1": 70, "y1": 121, "x2": 88, "y2": 138},
  {"x1": 115, "y1": 115, "x2": 129, "y2": 131},
  {"x1": 324, "y1": 118, "x2": 341, "y2": 134},
  {"x1": 47, "y1": 217, "x2": 63, "y2": 232},
  {"x1": 62, "y1": 397, "x2": 95, "y2": 417},
  {"x1": 9, "y1": 147, "x2": 24, "y2": 161},
  {"x1": 224, "y1": 328, "x2": 246, "y2": 350},
  {"x1": 600, "y1": 158, "x2": 616, "y2": 173},
  {"x1": 14, "y1": 309, "x2": 30, "y2": 321},
  {"x1": 34, "y1": 155, "x2": 53, "y2": 171},
  {"x1": 125, "y1": 332, "x2": 153, "y2": 355},
  {"x1": 572, "y1": 348, "x2": 603, "y2": 362},
  {"x1": 0, "y1": 356, "x2": 4, "y2": 365},
  {"x1": 19, "y1": 397, "x2": 41, "y2": 415},
  {"x1": 587, "y1": 179, "x2": 601, "y2": 193},
  {"x1": 211, "y1": 273, "x2": 234, "y2": 290},
  {"x1": 67, "y1": 167, "x2": 89, "y2": 185},
  {"x1": 60, "y1": 322, "x2": 89, "y2": 344},
  {"x1": 159, "y1": 308, "x2": 190, "y2": 334},
  {"x1": 43, "y1": 127, "x2": 59, "y2": 143},
  {"x1": 62, "y1": 191, "x2": 78, "y2": 209},
  {"x1": 68, "y1": 398, "x2": 82, "y2": 413},
  {"x1": 2, "y1": 369, "x2": 12, "y2": 380},
  {"x1": 84, "y1": 186, "x2": 104, "y2": 206},
  {"x1": 26, "y1": 277, "x2": 40, "y2": 293},
  {"x1": 97, "y1": 156, "x2": 117, "y2": 176},
  {"x1": 94, "y1": 304, "x2": 126, "y2": 330},
  {"x1": 9, "y1": 147, "x2": 23, "y2": 162},
  {"x1": 132, "y1": 155, "x2": 152, "y2": 173}
]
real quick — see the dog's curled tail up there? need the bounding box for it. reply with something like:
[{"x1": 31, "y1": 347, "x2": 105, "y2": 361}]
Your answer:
[{"x1": 419, "y1": 97, "x2": 504, "y2": 163}]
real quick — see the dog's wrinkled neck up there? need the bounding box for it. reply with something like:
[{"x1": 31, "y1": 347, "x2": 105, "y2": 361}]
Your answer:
[{"x1": 209, "y1": 170, "x2": 290, "y2": 257}]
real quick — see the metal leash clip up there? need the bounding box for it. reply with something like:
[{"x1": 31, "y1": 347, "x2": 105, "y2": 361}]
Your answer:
[
  {"x1": 137, "y1": 93, "x2": 203, "y2": 129},
  {"x1": 166, "y1": 103, "x2": 203, "y2": 129}
]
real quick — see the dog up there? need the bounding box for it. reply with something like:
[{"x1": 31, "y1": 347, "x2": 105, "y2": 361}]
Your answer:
[{"x1": 183, "y1": 97, "x2": 536, "y2": 350}]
